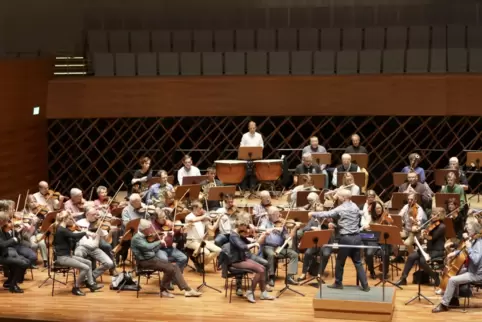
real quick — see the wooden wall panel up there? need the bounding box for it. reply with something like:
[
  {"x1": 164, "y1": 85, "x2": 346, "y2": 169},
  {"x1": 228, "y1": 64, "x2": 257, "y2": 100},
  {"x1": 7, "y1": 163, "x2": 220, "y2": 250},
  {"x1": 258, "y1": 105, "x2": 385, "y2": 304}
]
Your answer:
[
  {"x1": 0, "y1": 58, "x2": 53, "y2": 200},
  {"x1": 46, "y1": 74, "x2": 482, "y2": 119}
]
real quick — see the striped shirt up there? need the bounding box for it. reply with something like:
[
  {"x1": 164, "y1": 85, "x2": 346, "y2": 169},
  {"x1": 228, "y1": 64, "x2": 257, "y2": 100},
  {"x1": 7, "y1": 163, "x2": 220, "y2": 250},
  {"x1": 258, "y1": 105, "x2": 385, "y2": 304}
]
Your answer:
[{"x1": 311, "y1": 201, "x2": 361, "y2": 235}]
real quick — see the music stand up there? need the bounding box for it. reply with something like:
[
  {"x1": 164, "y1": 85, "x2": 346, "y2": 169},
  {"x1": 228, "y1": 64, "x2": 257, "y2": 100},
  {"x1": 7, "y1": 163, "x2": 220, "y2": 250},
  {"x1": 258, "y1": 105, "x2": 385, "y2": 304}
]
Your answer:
[
  {"x1": 38, "y1": 211, "x2": 63, "y2": 288},
  {"x1": 311, "y1": 153, "x2": 331, "y2": 166},
  {"x1": 280, "y1": 210, "x2": 310, "y2": 224},
  {"x1": 183, "y1": 175, "x2": 209, "y2": 185},
  {"x1": 147, "y1": 176, "x2": 162, "y2": 187},
  {"x1": 295, "y1": 190, "x2": 323, "y2": 207},
  {"x1": 196, "y1": 240, "x2": 222, "y2": 293},
  {"x1": 238, "y1": 146, "x2": 263, "y2": 161},
  {"x1": 111, "y1": 206, "x2": 126, "y2": 217},
  {"x1": 349, "y1": 153, "x2": 368, "y2": 169},
  {"x1": 167, "y1": 175, "x2": 174, "y2": 185},
  {"x1": 369, "y1": 224, "x2": 404, "y2": 291},
  {"x1": 443, "y1": 218, "x2": 457, "y2": 239},
  {"x1": 434, "y1": 169, "x2": 459, "y2": 186},
  {"x1": 392, "y1": 172, "x2": 407, "y2": 187},
  {"x1": 308, "y1": 174, "x2": 326, "y2": 190},
  {"x1": 467, "y1": 151, "x2": 482, "y2": 202},
  {"x1": 336, "y1": 172, "x2": 366, "y2": 188},
  {"x1": 391, "y1": 193, "x2": 421, "y2": 210},
  {"x1": 298, "y1": 230, "x2": 333, "y2": 290},
  {"x1": 351, "y1": 195, "x2": 366, "y2": 208},
  {"x1": 435, "y1": 193, "x2": 460, "y2": 208},
  {"x1": 206, "y1": 186, "x2": 236, "y2": 211},
  {"x1": 175, "y1": 185, "x2": 201, "y2": 201},
  {"x1": 390, "y1": 215, "x2": 403, "y2": 232}
]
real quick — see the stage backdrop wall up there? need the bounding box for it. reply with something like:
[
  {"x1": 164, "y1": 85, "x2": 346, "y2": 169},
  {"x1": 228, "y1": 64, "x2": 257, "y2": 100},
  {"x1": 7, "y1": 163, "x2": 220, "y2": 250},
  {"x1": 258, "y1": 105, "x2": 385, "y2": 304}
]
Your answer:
[
  {"x1": 0, "y1": 58, "x2": 53, "y2": 200},
  {"x1": 46, "y1": 75, "x2": 482, "y2": 119}
]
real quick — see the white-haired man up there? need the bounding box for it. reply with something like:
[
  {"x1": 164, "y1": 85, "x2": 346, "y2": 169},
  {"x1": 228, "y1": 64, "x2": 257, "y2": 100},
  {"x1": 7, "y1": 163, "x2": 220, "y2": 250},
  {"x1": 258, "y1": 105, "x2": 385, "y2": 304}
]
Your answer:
[
  {"x1": 447, "y1": 157, "x2": 469, "y2": 190},
  {"x1": 33, "y1": 181, "x2": 64, "y2": 212},
  {"x1": 252, "y1": 190, "x2": 272, "y2": 224},
  {"x1": 121, "y1": 193, "x2": 146, "y2": 226},
  {"x1": 64, "y1": 188, "x2": 87, "y2": 218},
  {"x1": 332, "y1": 154, "x2": 360, "y2": 187}
]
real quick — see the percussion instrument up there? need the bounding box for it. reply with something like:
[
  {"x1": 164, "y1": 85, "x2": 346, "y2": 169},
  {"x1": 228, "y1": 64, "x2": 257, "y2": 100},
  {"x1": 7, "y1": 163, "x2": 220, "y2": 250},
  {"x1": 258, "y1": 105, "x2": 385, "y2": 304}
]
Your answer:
[
  {"x1": 215, "y1": 160, "x2": 247, "y2": 184},
  {"x1": 254, "y1": 159, "x2": 283, "y2": 181}
]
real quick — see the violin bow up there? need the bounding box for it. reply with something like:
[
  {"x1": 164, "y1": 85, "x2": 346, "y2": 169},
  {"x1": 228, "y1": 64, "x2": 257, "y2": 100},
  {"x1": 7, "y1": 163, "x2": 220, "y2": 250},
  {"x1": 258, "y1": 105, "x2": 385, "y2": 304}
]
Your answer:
[
  {"x1": 95, "y1": 182, "x2": 124, "y2": 235},
  {"x1": 171, "y1": 188, "x2": 190, "y2": 233}
]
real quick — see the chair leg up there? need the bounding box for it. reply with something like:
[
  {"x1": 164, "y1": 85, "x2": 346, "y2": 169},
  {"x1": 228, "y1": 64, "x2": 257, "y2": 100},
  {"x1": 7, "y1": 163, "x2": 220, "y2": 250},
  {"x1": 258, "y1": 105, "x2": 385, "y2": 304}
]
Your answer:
[
  {"x1": 72, "y1": 268, "x2": 76, "y2": 287},
  {"x1": 224, "y1": 278, "x2": 228, "y2": 298},
  {"x1": 51, "y1": 270, "x2": 56, "y2": 297},
  {"x1": 30, "y1": 268, "x2": 34, "y2": 280},
  {"x1": 229, "y1": 279, "x2": 234, "y2": 303},
  {"x1": 137, "y1": 274, "x2": 141, "y2": 298},
  {"x1": 158, "y1": 272, "x2": 162, "y2": 298}
]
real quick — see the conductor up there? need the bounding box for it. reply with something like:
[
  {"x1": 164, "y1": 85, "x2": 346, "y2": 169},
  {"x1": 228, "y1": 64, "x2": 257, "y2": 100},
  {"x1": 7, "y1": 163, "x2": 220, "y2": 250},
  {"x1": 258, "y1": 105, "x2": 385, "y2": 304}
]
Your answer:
[{"x1": 309, "y1": 190, "x2": 370, "y2": 292}]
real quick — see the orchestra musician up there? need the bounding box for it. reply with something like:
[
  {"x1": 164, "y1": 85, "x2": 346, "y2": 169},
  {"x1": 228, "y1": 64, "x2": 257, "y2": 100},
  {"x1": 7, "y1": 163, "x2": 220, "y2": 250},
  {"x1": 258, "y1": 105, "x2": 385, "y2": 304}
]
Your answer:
[
  {"x1": 309, "y1": 189, "x2": 370, "y2": 292},
  {"x1": 64, "y1": 188, "x2": 88, "y2": 218},
  {"x1": 398, "y1": 171, "x2": 432, "y2": 211},
  {"x1": 199, "y1": 167, "x2": 222, "y2": 210},
  {"x1": 93, "y1": 186, "x2": 124, "y2": 211},
  {"x1": 302, "y1": 136, "x2": 327, "y2": 156},
  {"x1": 121, "y1": 193, "x2": 149, "y2": 226},
  {"x1": 399, "y1": 193, "x2": 426, "y2": 254},
  {"x1": 229, "y1": 220, "x2": 275, "y2": 303},
  {"x1": 344, "y1": 134, "x2": 368, "y2": 154},
  {"x1": 441, "y1": 171, "x2": 467, "y2": 217},
  {"x1": 213, "y1": 193, "x2": 239, "y2": 247},
  {"x1": 240, "y1": 121, "x2": 263, "y2": 191},
  {"x1": 131, "y1": 219, "x2": 202, "y2": 298},
  {"x1": 432, "y1": 221, "x2": 482, "y2": 313},
  {"x1": 401, "y1": 153, "x2": 426, "y2": 183},
  {"x1": 301, "y1": 192, "x2": 324, "y2": 212},
  {"x1": 0, "y1": 211, "x2": 30, "y2": 293},
  {"x1": 325, "y1": 173, "x2": 361, "y2": 203},
  {"x1": 259, "y1": 207, "x2": 300, "y2": 287},
  {"x1": 184, "y1": 201, "x2": 221, "y2": 265},
  {"x1": 177, "y1": 155, "x2": 201, "y2": 186},
  {"x1": 53, "y1": 211, "x2": 103, "y2": 296},
  {"x1": 130, "y1": 156, "x2": 152, "y2": 198},
  {"x1": 332, "y1": 154, "x2": 360, "y2": 187},
  {"x1": 146, "y1": 170, "x2": 174, "y2": 208},
  {"x1": 361, "y1": 190, "x2": 377, "y2": 220},
  {"x1": 361, "y1": 201, "x2": 393, "y2": 279},
  {"x1": 447, "y1": 156, "x2": 469, "y2": 190},
  {"x1": 395, "y1": 207, "x2": 446, "y2": 287},
  {"x1": 33, "y1": 181, "x2": 64, "y2": 212},
  {"x1": 289, "y1": 174, "x2": 317, "y2": 206},
  {"x1": 253, "y1": 190, "x2": 272, "y2": 224},
  {"x1": 23, "y1": 195, "x2": 48, "y2": 267},
  {"x1": 294, "y1": 153, "x2": 322, "y2": 185}
]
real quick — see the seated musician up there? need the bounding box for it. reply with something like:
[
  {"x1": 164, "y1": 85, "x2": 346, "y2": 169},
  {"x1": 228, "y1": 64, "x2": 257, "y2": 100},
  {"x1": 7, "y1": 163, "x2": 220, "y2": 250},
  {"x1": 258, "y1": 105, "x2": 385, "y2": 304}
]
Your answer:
[
  {"x1": 395, "y1": 207, "x2": 446, "y2": 287},
  {"x1": 361, "y1": 190, "x2": 377, "y2": 220},
  {"x1": 433, "y1": 221, "x2": 482, "y2": 313},
  {"x1": 301, "y1": 192, "x2": 323, "y2": 211},
  {"x1": 332, "y1": 154, "x2": 360, "y2": 187},
  {"x1": 53, "y1": 211, "x2": 103, "y2": 296},
  {"x1": 401, "y1": 153, "x2": 426, "y2": 183},
  {"x1": 121, "y1": 193, "x2": 148, "y2": 226},
  {"x1": 33, "y1": 181, "x2": 64, "y2": 212},
  {"x1": 447, "y1": 157, "x2": 469, "y2": 190},
  {"x1": 441, "y1": 171, "x2": 466, "y2": 215},
  {"x1": 146, "y1": 170, "x2": 174, "y2": 208},
  {"x1": 151, "y1": 210, "x2": 188, "y2": 272},
  {"x1": 213, "y1": 193, "x2": 239, "y2": 247},
  {"x1": 294, "y1": 153, "x2": 327, "y2": 188},
  {"x1": 199, "y1": 167, "x2": 223, "y2": 210},
  {"x1": 361, "y1": 201, "x2": 393, "y2": 279},
  {"x1": 298, "y1": 202, "x2": 335, "y2": 282},
  {"x1": 289, "y1": 174, "x2": 317, "y2": 206},
  {"x1": 253, "y1": 190, "x2": 272, "y2": 224},
  {"x1": 0, "y1": 211, "x2": 31, "y2": 293},
  {"x1": 185, "y1": 201, "x2": 222, "y2": 265},
  {"x1": 398, "y1": 171, "x2": 432, "y2": 211},
  {"x1": 259, "y1": 207, "x2": 300, "y2": 286},
  {"x1": 302, "y1": 136, "x2": 327, "y2": 156},
  {"x1": 130, "y1": 156, "x2": 153, "y2": 199},
  {"x1": 131, "y1": 219, "x2": 202, "y2": 298},
  {"x1": 64, "y1": 188, "x2": 88, "y2": 218},
  {"x1": 177, "y1": 155, "x2": 201, "y2": 185},
  {"x1": 344, "y1": 134, "x2": 368, "y2": 154},
  {"x1": 326, "y1": 173, "x2": 360, "y2": 204},
  {"x1": 399, "y1": 193, "x2": 426, "y2": 254},
  {"x1": 23, "y1": 195, "x2": 48, "y2": 267},
  {"x1": 74, "y1": 207, "x2": 115, "y2": 280},
  {"x1": 229, "y1": 220, "x2": 275, "y2": 303}
]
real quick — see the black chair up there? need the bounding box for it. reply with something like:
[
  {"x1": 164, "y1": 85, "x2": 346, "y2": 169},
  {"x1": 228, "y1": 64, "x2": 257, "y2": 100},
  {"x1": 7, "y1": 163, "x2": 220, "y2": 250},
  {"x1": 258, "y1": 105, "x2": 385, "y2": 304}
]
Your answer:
[
  {"x1": 51, "y1": 258, "x2": 77, "y2": 297},
  {"x1": 223, "y1": 265, "x2": 253, "y2": 303},
  {"x1": 133, "y1": 256, "x2": 162, "y2": 298},
  {"x1": 428, "y1": 257, "x2": 445, "y2": 286}
]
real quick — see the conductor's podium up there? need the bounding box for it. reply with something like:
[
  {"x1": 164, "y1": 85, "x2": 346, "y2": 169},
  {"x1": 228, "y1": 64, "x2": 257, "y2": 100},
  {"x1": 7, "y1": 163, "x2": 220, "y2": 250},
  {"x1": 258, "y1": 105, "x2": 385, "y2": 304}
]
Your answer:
[{"x1": 313, "y1": 285, "x2": 396, "y2": 321}]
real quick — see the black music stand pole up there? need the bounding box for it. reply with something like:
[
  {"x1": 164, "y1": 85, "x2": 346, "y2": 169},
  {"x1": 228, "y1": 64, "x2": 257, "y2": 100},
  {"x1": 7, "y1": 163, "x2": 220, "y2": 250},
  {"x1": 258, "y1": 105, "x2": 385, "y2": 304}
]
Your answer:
[
  {"x1": 196, "y1": 241, "x2": 221, "y2": 293},
  {"x1": 38, "y1": 232, "x2": 65, "y2": 288},
  {"x1": 374, "y1": 233, "x2": 402, "y2": 290},
  {"x1": 277, "y1": 256, "x2": 304, "y2": 298}
]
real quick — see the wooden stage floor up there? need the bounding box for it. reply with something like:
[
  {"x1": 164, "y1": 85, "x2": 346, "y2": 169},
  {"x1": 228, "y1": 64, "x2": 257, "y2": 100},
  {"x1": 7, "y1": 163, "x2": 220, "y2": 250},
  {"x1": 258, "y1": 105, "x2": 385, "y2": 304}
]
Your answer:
[{"x1": 1, "y1": 194, "x2": 481, "y2": 322}]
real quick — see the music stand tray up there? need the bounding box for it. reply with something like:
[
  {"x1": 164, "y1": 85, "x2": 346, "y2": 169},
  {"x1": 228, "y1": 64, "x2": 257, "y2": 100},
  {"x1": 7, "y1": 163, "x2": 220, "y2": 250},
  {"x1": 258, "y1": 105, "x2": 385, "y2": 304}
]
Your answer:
[
  {"x1": 147, "y1": 176, "x2": 162, "y2": 187},
  {"x1": 238, "y1": 146, "x2": 263, "y2": 160},
  {"x1": 280, "y1": 210, "x2": 310, "y2": 224},
  {"x1": 434, "y1": 169, "x2": 459, "y2": 186},
  {"x1": 175, "y1": 184, "x2": 201, "y2": 201},
  {"x1": 40, "y1": 211, "x2": 61, "y2": 233},
  {"x1": 299, "y1": 230, "x2": 334, "y2": 291},
  {"x1": 466, "y1": 151, "x2": 482, "y2": 168},
  {"x1": 310, "y1": 174, "x2": 326, "y2": 190},
  {"x1": 207, "y1": 186, "x2": 236, "y2": 201},
  {"x1": 390, "y1": 193, "x2": 421, "y2": 210},
  {"x1": 435, "y1": 193, "x2": 460, "y2": 208},
  {"x1": 351, "y1": 195, "x2": 366, "y2": 208},
  {"x1": 336, "y1": 172, "x2": 365, "y2": 188},
  {"x1": 296, "y1": 190, "x2": 323, "y2": 207},
  {"x1": 311, "y1": 153, "x2": 332, "y2": 166},
  {"x1": 392, "y1": 172, "x2": 407, "y2": 187},
  {"x1": 183, "y1": 175, "x2": 209, "y2": 185},
  {"x1": 443, "y1": 218, "x2": 457, "y2": 239},
  {"x1": 349, "y1": 153, "x2": 368, "y2": 169}
]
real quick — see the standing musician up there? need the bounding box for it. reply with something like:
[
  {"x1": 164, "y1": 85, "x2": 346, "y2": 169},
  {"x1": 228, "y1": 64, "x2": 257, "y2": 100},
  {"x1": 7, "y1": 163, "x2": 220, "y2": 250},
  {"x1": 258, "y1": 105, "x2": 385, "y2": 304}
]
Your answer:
[
  {"x1": 151, "y1": 210, "x2": 188, "y2": 272},
  {"x1": 177, "y1": 155, "x2": 201, "y2": 186},
  {"x1": 146, "y1": 170, "x2": 174, "y2": 208},
  {"x1": 0, "y1": 211, "x2": 30, "y2": 293},
  {"x1": 441, "y1": 171, "x2": 467, "y2": 216},
  {"x1": 399, "y1": 193, "x2": 426, "y2": 254},
  {"x1": 131, "y1": 219, "x2": 202, "y2": 298},
  {"x1": 199, "y1": 167, "x2": 223, "y2": 210},
  {"x1": 184, "y1": 201, "x2": 222, "y2": 265},
  {"x1": 294, "y1": 153, "x2": 322, "y2": 186},
  {"x1": 213, "y1": 194, "x2": 239, "y2": 247},
  {"x1": 361, "y1": 201, "x2": 393, "y2": 279},
  {"x1": 240, "y1": 121, "x2": 263, "y2": 191},
  {"x1": 395, "y1": 207, "x2": 446, "y2": 287},
  {"x1": 401, "y1": 153, "x2": 426, "y2": 183},
  {"x1": 309, "y1": 190, "x2": 370, "y2": 292},
  {"x1": 229, "y1": 221, "x2": 275, "y2": 303},
  {"x1": 332, "y1": 154, "x2": 360, "y2": 187},
  {"x1": 33, "y1": 181, "x2": 64, "y2": 212},
  {"x1": 130, "y1": 156, "x2": 152, "y2": 198},
  {"x1": 398, "y1": 171, "x2": 432, "y2": 211},
  {"x1": 64, "y1": 188, "x2": 89, "y2": 218},
  {"x1": 253, "y1": 190, "x2": 272, "y2": 224},
  {"x1": 432, "y1": 221, "x2": 482, "y2": 313},
  {"x1": 344, "y1": 134, "x2": 368, "y2": 154},
  {"x1": 289, "y1": 174, "x2": 317, "y2": 206},
  {"x1": 259, "y1": 207, "x2": 300, "y2": 286},
  {"x1": 53, "y1": 211, "x2": 103, "y2": 296},
  {"x1": 447, "y1": 157, "x2": 469, "y2": 190}
]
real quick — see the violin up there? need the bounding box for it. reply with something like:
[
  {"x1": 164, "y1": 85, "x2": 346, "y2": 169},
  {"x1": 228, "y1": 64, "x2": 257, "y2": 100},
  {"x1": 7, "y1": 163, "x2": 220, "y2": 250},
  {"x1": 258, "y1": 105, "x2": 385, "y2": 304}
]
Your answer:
[
  {"x1": 34, "y1": 205, "x2": 49, "y2": 217},
  {"x1": 67, "y1": 223, "x2": 81, "y2": 232},
  {"x1": 46, "y1": 189, "x2": 62, "y2": 200},
  {"x1": 227, "y1": 206, "x2": 239, "y2": 216},
  {"x1": 2, "y1": 221, "x2": 14, "y2": 233},
  {"x1": 422, "y1": 219, "x2": 441, "y2": 240},
  {"x1": 378, "y1": 212, "x2": 394, "y2": 225},
  {"x1": 139, "y1": 205, "x2": 156, "y2": 215}
]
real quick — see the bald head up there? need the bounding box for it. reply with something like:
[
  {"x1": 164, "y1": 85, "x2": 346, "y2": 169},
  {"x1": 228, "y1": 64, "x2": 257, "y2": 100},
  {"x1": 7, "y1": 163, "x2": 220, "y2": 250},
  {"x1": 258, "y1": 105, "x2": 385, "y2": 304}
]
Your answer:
[
  {"x1": 337, "y1": 189, "x2": 352, "y2": 202},
  {"x1": 39, "y1": 181, "x2": 49, "y2": 195},
  {"x1": 248, "y1": 121, "x2": 256, "y2": 134}
]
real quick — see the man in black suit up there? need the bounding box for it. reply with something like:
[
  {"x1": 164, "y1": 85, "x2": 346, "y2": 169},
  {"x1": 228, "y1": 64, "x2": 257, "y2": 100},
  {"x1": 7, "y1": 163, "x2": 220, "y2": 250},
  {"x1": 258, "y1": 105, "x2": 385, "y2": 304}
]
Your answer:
[{"x1": 0, "y1": 212, "x2": 30, "y2": 293}]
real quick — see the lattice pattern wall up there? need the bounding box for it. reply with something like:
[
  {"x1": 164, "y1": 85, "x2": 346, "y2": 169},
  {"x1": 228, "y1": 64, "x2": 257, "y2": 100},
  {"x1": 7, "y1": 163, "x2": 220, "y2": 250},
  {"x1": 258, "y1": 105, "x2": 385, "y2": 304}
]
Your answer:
[{"x1": 48, "y1": 116, "x2": 482, "y2": 199}]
